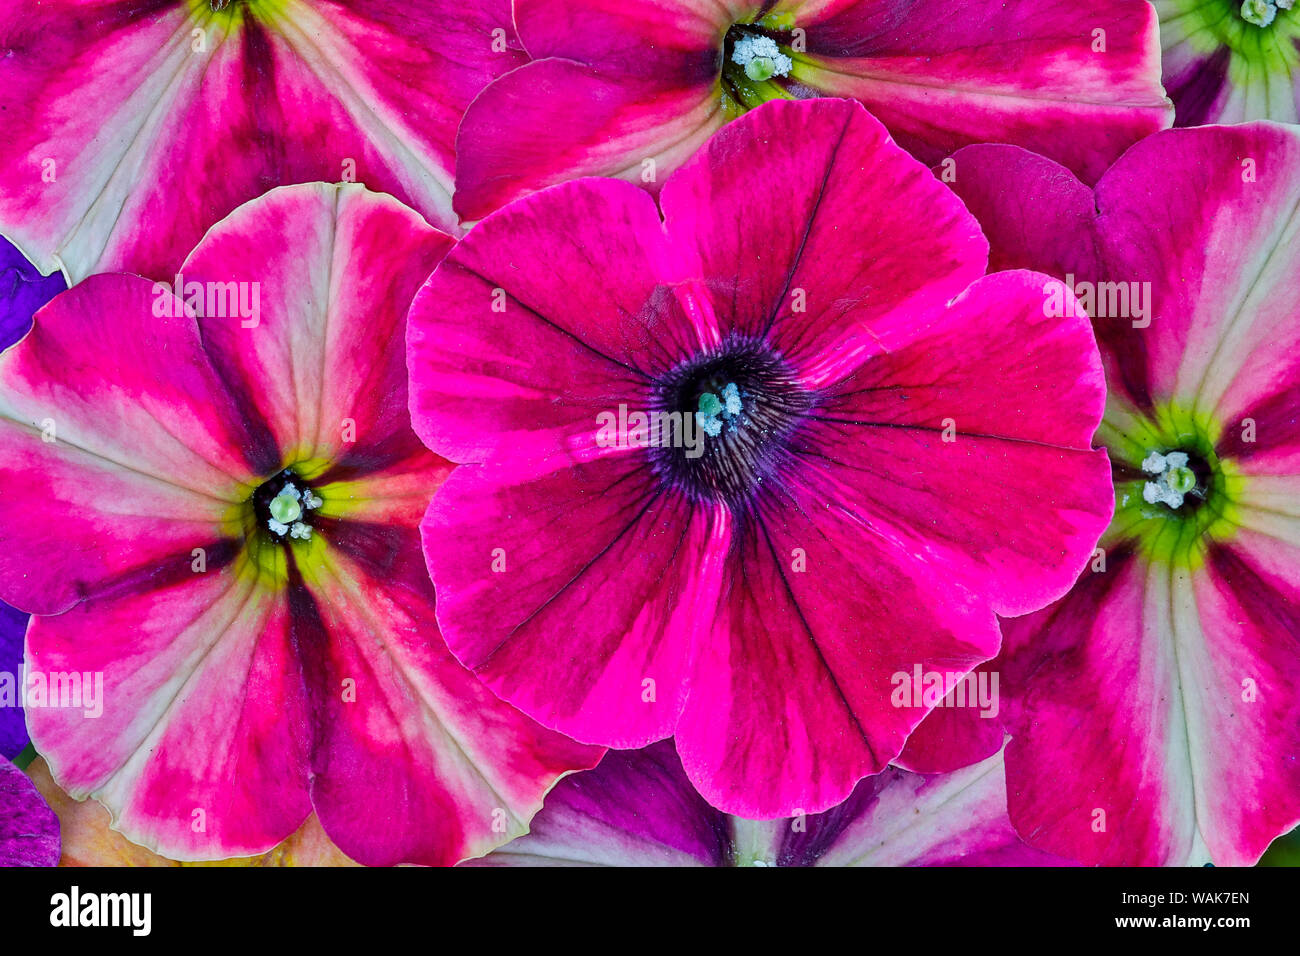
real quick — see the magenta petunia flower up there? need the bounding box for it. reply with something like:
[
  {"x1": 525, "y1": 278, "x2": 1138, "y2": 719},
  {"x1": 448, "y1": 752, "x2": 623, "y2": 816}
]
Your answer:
[
  {"x1": 0, "y1": 182, "x2": 600, "y2": 866},
  {"x1": 468, "y1": 740, "x2": 1072, "y2": 867},
  {"x1": 0, "y1": 0, "x2": 523, "y2": 282},
  {"x1": 453, "y1": 0, "x2": 1172, "y2": 220},
  {"x1": 0, "y1": 757, "x2": 59, "y2": 867},
  {"x1": 408, "y1": 98, "x2": 1114, "y2": 819},
  {"x1": 947, "y1": 124, "x2": 1300, "y2": 866},
  {"x1": 1155, "y1": 0, "x2": 1300, "y2": 125}
]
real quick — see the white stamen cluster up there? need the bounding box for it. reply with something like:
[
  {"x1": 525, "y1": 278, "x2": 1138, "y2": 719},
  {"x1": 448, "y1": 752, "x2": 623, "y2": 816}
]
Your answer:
[
  {"x1": 267, "y1": 480, "x2": 323, "y2": 540},
  {"x1": 696, "y1": 382, "x2": 744, "y2": 438},
  {"x1": 730, "y1": 34, "x2": 793, "y2": 78},
  {"x1": 722, "y1": 381, "x2": 742, "y2": 416},
  {"x1": 1141, "y1": 450, "x2": 1193, "y2": 509},
  {"x1": 1241, "y1": 0, "x2": 1285, "y2": 27}
]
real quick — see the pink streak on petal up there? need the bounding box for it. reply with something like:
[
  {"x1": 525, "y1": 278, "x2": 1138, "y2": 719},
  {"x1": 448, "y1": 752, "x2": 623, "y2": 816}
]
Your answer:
[
  {"x1": 301, "y1": 529, "x2": 603, "y2": 867},
  {"x1": 1192, "y1": 535, "x2": 1300, "y2": 865},
  {"x1": 180, "y1": 183, "x2": 453, "y2": 464},
  {"x1": 1002, "y1": 550, "x2": 1195, "y2": 865},
  {"x1": 807, "y1": 270, "x2": 1113, "y2": 617},
  {"x1": 0, "y1": 0, "x2": 515, "y2": 280},
  {"x1": 0, "y1": 275, "x2": 265, "y2": 615},
  {"x1": 1089, "y1": 123, "x2": 1300, "y2": 414},
  {"x1": 26, "y1": 567, "x2": 315, "y2": 861}
]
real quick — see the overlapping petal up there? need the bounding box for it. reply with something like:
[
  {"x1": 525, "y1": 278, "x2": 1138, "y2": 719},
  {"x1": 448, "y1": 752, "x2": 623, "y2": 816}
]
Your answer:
[
  {"x1": 407, "y1": 179, "x2": 698, "y2": 465},
  {"x1": 948, "y1": 125, "x2": 1300, "y2": 865},
  {"x1": 455, "y1": 0, "x2": 1170, "y2": 217},
  {"x1": 471, "y1": 740, "x2": 1071, "y2": 866},
  {"x1": 794, "y1": 0, "x2": 1170, "y2": 184},
  {"x1": 0, "y1": 0, "x2": 523, "y2": 281}
]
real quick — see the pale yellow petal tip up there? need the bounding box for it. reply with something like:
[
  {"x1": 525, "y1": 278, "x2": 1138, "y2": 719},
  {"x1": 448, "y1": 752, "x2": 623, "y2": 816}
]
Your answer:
[{"x1": 25, "y1": 756, "x2": 360, "y2": 867}]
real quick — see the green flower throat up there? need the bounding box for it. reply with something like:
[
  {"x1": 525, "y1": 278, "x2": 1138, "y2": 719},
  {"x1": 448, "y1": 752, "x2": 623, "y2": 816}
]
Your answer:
[{"x1": 1098, "y1": 402, "x2": 1244, "y2": 569}]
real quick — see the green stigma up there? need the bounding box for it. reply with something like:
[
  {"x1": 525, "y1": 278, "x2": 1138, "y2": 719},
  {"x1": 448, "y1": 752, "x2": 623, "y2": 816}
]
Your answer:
[
  {"x1": 1167, "y1": 465, "x2": 1197, "y2": 495},
  {"x1": 268, "y1": 487, "x2": 303, "y2": 525},
  {"x1": 745, "y1": 56, "x2": 777, "y2": 82},
  {"x1": 695, "y1": 382, "x2": 743, "y2": 438}
]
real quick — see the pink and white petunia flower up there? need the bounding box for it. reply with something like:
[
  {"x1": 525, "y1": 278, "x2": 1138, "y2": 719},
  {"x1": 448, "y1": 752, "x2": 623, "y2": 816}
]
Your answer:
[
  {"x1": 453, "y1": 0, "x2": 1172, "y2": 220},
  {"x1": 469, "y1": 739, "x2": 1072, "y2": 866},
  {"x1": 0, "y1": 0, "x2": 523, "y2": 282},
  {"x1": 0, "y1": 182, "x2": 600, "y2": 866},
  {"x1": 947, "y1": 124, "x2": 1300, "y2": 866},
  {"x1": 1155, "y1": 0, "x2": 1300, "y2": 125},
  {"x1": 409, "y1": 98, "x2": 1113, "y2": 820}
]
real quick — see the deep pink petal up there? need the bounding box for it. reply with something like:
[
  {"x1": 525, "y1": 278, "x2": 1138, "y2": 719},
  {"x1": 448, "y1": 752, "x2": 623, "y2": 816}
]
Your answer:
[
  {"x1": 797, "y1": 0, "x2": 1171, "y2": 184},
  {"x1": 425, "y1": 454, "x2": 726, "y2": 749},
  {"x1": 409, "y1": 178, "x2": 699, "y2": 464},
  {"x1": 454, "y1": 0, "x2": 734, "y2": 219},
  {"x1": 807, "y1": 271, "x2": 1113, "y2": 617},
  {"x1": 660, "y1": 97, "x2": 988, "y2": 385},
  {"x1": 894, "y1": 663, "x2": 1003, "y2": 775},
  {"x1": 422, "y1": 98, "x2": 1113, "y2": 819},
  {"x1": 514, "y1": 0, "x2": 740, "y2": 68},
  {"x1": 674, "y1": 471, "x2": 1001, "y2": 818},
  {"x1": 454, "y1": 61, "x2": 725, "y2": 222}
]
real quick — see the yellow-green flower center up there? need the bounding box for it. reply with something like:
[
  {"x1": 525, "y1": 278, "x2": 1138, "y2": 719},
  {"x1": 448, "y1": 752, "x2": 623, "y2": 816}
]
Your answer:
[
  {"x1": 720, "y1": 14, "x2": 804, "y2": 113},
  {"x1": 1099, "y1": 402, "x2": 1244, "y2": 570}
]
